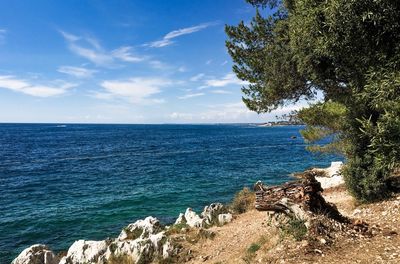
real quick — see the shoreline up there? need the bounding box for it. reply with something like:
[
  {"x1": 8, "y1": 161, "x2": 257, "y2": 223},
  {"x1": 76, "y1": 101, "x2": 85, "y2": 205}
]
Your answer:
[{"x1": 12, "y1": 162, "x2": 346, "y2": 264}]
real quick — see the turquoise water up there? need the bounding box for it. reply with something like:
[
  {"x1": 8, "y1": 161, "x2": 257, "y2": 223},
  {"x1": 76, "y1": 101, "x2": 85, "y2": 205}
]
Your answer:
[{"x1": 0, "y1": 124, "x2": 338, "y2": 263}]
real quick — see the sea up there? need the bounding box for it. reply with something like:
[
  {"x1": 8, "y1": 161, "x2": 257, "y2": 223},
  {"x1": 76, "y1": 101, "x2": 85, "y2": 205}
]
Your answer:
[{"x1": 0, "y1": 123, "x2": 339, "y2": 263}]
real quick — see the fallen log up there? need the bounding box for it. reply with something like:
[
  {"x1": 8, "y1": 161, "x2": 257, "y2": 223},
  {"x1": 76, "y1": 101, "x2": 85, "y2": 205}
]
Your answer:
[{"x1": 254, "y1": 173, "x2": 345, "y2": 222}]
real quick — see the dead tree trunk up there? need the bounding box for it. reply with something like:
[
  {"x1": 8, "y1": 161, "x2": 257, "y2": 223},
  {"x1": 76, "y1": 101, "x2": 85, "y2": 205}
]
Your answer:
[{"x1": 254, "y1": 174, "x2": 345, "y2": 222}]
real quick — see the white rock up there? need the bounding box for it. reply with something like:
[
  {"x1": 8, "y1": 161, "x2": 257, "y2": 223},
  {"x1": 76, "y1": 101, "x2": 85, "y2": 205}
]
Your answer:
[
  {"x1": 326, "y1": 161, "x2": 343, "y2": 177},
  {"x1": 63, "y1": 240, "x2": 108, "y2": 264},
  {"x1": 162, "y1": 240, "x2": 174, "y2": 259},
  {"x1": 174, "y1": 213, "x2": 186, "y2": 225},
  {"x1": 218, "y1": 213, "x2": 233, "y2": 225},
  {"x1": 105, "y1": 239, "x2": 151, "y2": 263},
  {"x1": 201, "y1": 203, "x2": 227, "y2": 225},
  {"x1": 316, "y1": 175, "x2": 345, "y2": 189},
  {"x1": 12, "y1": 244, "x2": 58, "y2": 264},
  {"x1": 184, "y1": 208, "x2": 205, "y2": 228},
  {"x1": 352, "y1": 209, "x2": 362, "y2": 216},
  {"x1": 118, "y1": 216, "x2": 162, "y2": 241}
]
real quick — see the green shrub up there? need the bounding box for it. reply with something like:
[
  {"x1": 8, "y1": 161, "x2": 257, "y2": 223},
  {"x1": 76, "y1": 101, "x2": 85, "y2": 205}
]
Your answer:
[
  {"x1": 280, "y1": 218, "x2": 307, "y2": 241},
  {"x1": 247, "y1": 243, "x2": 261, "y2": 253},
  {"x1": 230, "y1": 187, "x2": 255, "y2": 214}
]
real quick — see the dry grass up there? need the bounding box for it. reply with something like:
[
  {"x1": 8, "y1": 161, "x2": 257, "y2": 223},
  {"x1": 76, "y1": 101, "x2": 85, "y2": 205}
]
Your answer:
[{"x1": 230, "y1": 187, "x2": 256, "y2": 214}]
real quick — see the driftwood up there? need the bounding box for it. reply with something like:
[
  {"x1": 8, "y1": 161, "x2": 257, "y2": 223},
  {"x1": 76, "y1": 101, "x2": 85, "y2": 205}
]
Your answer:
[{"x1": 254, "y1": 174, "x2": 344, "y2": 221}]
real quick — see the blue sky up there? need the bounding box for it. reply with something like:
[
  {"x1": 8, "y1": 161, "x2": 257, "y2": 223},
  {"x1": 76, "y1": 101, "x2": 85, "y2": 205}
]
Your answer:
[{"x1": 0, "y1": 0, "x2": 308, "y2": 124}]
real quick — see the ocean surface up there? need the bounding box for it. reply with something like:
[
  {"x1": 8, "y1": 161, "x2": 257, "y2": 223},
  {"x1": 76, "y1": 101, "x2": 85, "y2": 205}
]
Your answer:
[{"x1": 0, "y1": 124, "x2": 339, "y2": 263}]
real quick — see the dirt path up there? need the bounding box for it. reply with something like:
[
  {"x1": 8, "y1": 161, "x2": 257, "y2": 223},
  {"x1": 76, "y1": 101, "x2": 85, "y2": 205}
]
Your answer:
[{"x1": 182, "y1": 186, "x2": 400, "y2": 264}]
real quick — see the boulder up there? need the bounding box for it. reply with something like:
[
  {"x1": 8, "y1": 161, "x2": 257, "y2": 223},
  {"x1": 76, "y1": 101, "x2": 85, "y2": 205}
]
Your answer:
[
  {"x1": 60, "y1": 240, "x2": 109, "y2": 264},
  {"x1": 12, "y1": 244, "x2": 58, "y2": 264},
  {"x1": 118, "y1": 216, "x2": 162, "y2": 241},
  {"x1": 201, "y1": 203, "x2": 228, "y2": 225},
  {"x1": 218, "y1": 213, "x2": 233, "y2": 225},
  {"x1": 105, "y1": 231, "x2": 169, "y2": 263},
  {"x1": 174, "y1": 213, "x2": 186, "y2": 225},
  {"x1": 184, "y1": 208, "x2": 205, "y2": 228}
]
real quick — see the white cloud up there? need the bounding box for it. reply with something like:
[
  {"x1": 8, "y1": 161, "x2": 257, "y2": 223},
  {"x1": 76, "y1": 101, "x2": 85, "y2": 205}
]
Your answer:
[
  {"x1": 58, "y1": 66, "x2": 97, "y2": 78},
  {"x1": 60, "y1": 31, "x2": 80, "y2": 42},
  {"x1": 178, "y1": 66, "x2": 187, "y2": 72},
  {"x1": 69, "y1": 43, "x2": 114, "y2": 66},
  {"x1": 98, "y1": 77, "x2": 172, "y2": 104},
  {"x1": 149, "y1": 39, "x2": 173, "y2": 48},
  {"x1": 169, "y1": 112, "x2": 194, "y2": 120},
  {"x1": 211, "y1": 89, "x2": 232, "y2": 94},
  {"x1": 205, "y1": 73, "x2": 248, "y2": 87},
  {"x1": 178, "y1": 93, "x2": 204, "y2": 100},
  {"x1": 206, "y1": 60, "x2": 212, "y2": 65},
  {"x1": 221, "y1": 60, "x2": 228, "y2": 66},
  {"x1": 167, "y1": 101, "x2": 310, "y2": 123},
  {"x1": 0, "y1": 75, "x2": 76, "y2": 97},
  {"x1": 148, "y1": 22, "x2": 217, "y2": 48},
  {"x1": 148, "y1": 60, "x2": 171, "y2": 70},
  {"x1": 0, "y1": 29, "x2": 6, "y2": 44},
  {"x1": 60, "y1": 31, "x2": 144, "y2": 66},
  {"x1": 111, "y1": 46, "x2": 145, "y2": 62},
  {"x1": 190, "y1": 73, "x2": 205, "y2": 82}
]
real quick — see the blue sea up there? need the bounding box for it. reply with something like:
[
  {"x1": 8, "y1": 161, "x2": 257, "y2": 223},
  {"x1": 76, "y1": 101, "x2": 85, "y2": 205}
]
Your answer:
[{"x1": 0, "y1": 124, "x2": 338, "y2": 263}]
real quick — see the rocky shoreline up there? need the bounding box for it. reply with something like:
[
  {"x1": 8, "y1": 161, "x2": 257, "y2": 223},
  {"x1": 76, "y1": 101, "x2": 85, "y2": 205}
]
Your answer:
[
  {"x1": 12, "y1": 162, "x2": 344, "y2": 264},
  {"x1": 12, "y1": 202, "x2": 235, "y2": 264}
]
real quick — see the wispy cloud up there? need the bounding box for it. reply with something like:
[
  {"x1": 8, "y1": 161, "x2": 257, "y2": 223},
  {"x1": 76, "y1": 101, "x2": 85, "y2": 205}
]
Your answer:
[
  {"x1": 211, "y1": 89, "x2": 232, "y2": 94},
  {"x1": 168, "y1": 102, "x2": 254, "y2": 122},
  {"x1": 205, "y1": 73, "x2": 248, "y2": 87},
  {"x1": 97, "y1": 77, "x2": 172, "y2": 104},
  {"x1": 190, "y1": 73, "x2": 205, "y2": 82},
  {"x1": 149, "y1": 60, "x2": 170, "y2": 70},
  {"x1": 148, "y1": 22, "x2": 217, "y2": 48},
  {"x1": 58, "y1": 66, "x2": 97, "y2": 78},
  {"x1": 0, "y1": 75, "x2": 76, "y2": 97},
  {"x1": 0, "y1": 28, "x2": 7, "y2": 44},
  {"x1": 111, "y1": 46, "x2": 145, "y2": 62},
  {"x1": 178, "y1": 92, "x2": 204, "y2": 100},
  {"x1": 60, "y1": 31, "x2": 145, "y2": 66},
  {"x1": 221, "y1": 60, "x2": 228, "y2": 66}
]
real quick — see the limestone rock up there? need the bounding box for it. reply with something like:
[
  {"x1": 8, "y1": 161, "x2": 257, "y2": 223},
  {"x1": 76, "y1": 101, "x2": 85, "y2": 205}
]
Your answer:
[
  {"x1": 12, "y1": 244, "x2": 58, "y2": 264},
  {"x1": 201, "y1": 203, "x2": 228, "y2": 225},
  {"x1": 118, "y1": 216, "x2": 162, "y2": 241},
  {"x1": 218, "y1": 213, "x2": 233, "y2": 225},
  {"x1": 174, "y1": 213, "x2": 186, "y2": 225},
  {"x1": 105, "y1": 231, "x2": 169, "y2": 263},
  {"x1": 61, "y1": 240, "x2": 108, "y2": 264},
  {"x1": 184, "y1": 208, "x2": 205, "y2": 228}
]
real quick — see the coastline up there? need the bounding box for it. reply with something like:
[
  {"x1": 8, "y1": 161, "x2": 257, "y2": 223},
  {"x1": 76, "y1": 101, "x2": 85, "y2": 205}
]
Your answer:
[{"x1": 12, "y1": 162, "x2": 351, "y2": 264}]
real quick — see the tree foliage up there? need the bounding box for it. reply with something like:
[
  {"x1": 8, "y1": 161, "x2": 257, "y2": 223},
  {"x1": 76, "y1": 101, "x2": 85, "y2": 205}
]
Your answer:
[{"x1": 226, "y1": 0, "x2": 400, "y2": 201}]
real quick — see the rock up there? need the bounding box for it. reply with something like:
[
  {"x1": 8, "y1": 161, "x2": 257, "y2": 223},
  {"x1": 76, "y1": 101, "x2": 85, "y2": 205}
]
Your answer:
[
  {"x1": 326, "y1": 161, "x2": 343, "y2": 177},
  {"x1": 201, "y1": 203, "x2": 228, "y2": 225},
  {"x1": 105, "y1": 231, "x2": 169, "y2": 263},
  {"x1": 218, "y1": 213, "x2": 233, "y2": 225},
  {"x1": 118, "y1": 216, "x2": 162, "y2": 241},
  {"x1": 353, "y1": 209, "x2": 362, "y2": 216},
  {"x1": 162, "y1": 239, "x2": 174, "y2": 259},
  {"x1": 61, "y1": 240, "x2": 109, "y2": 264},
  {"x1": 104, "y1": 216, "x2": 174, "y2": 263},
  {"x1": 174, "y1": 213, "x2": 186, "y2": 225},
  {"x1": 12, "y1": 244, "x2": 58, "y2": 264},
  {"x1": 184, "y1": 208, "x2": 205, "y2": 228}
]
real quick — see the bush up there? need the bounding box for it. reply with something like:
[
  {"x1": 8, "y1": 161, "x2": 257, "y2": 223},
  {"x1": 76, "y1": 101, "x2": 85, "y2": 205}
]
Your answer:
[
  {"x1": 247, "y1": 243, "x2": 261, "y2": 253},
  {"x1": 230, "y1": 187, "x2": 256, "y2": 214},
  {"x1": 343, "y1": 69, "x2": 400, "y2": 202},
  {"x1": 343, "y1": 156, "x2": 390, "y2": 202},
  {"x1": 280, "y1": 218, "x2": 308, "y2": 241}
]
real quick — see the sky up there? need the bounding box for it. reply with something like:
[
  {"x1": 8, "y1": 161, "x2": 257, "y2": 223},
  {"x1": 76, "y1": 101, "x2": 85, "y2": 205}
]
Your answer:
[{"x1": 0, "y1": 0, "x2": 310, "y2": 124}]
